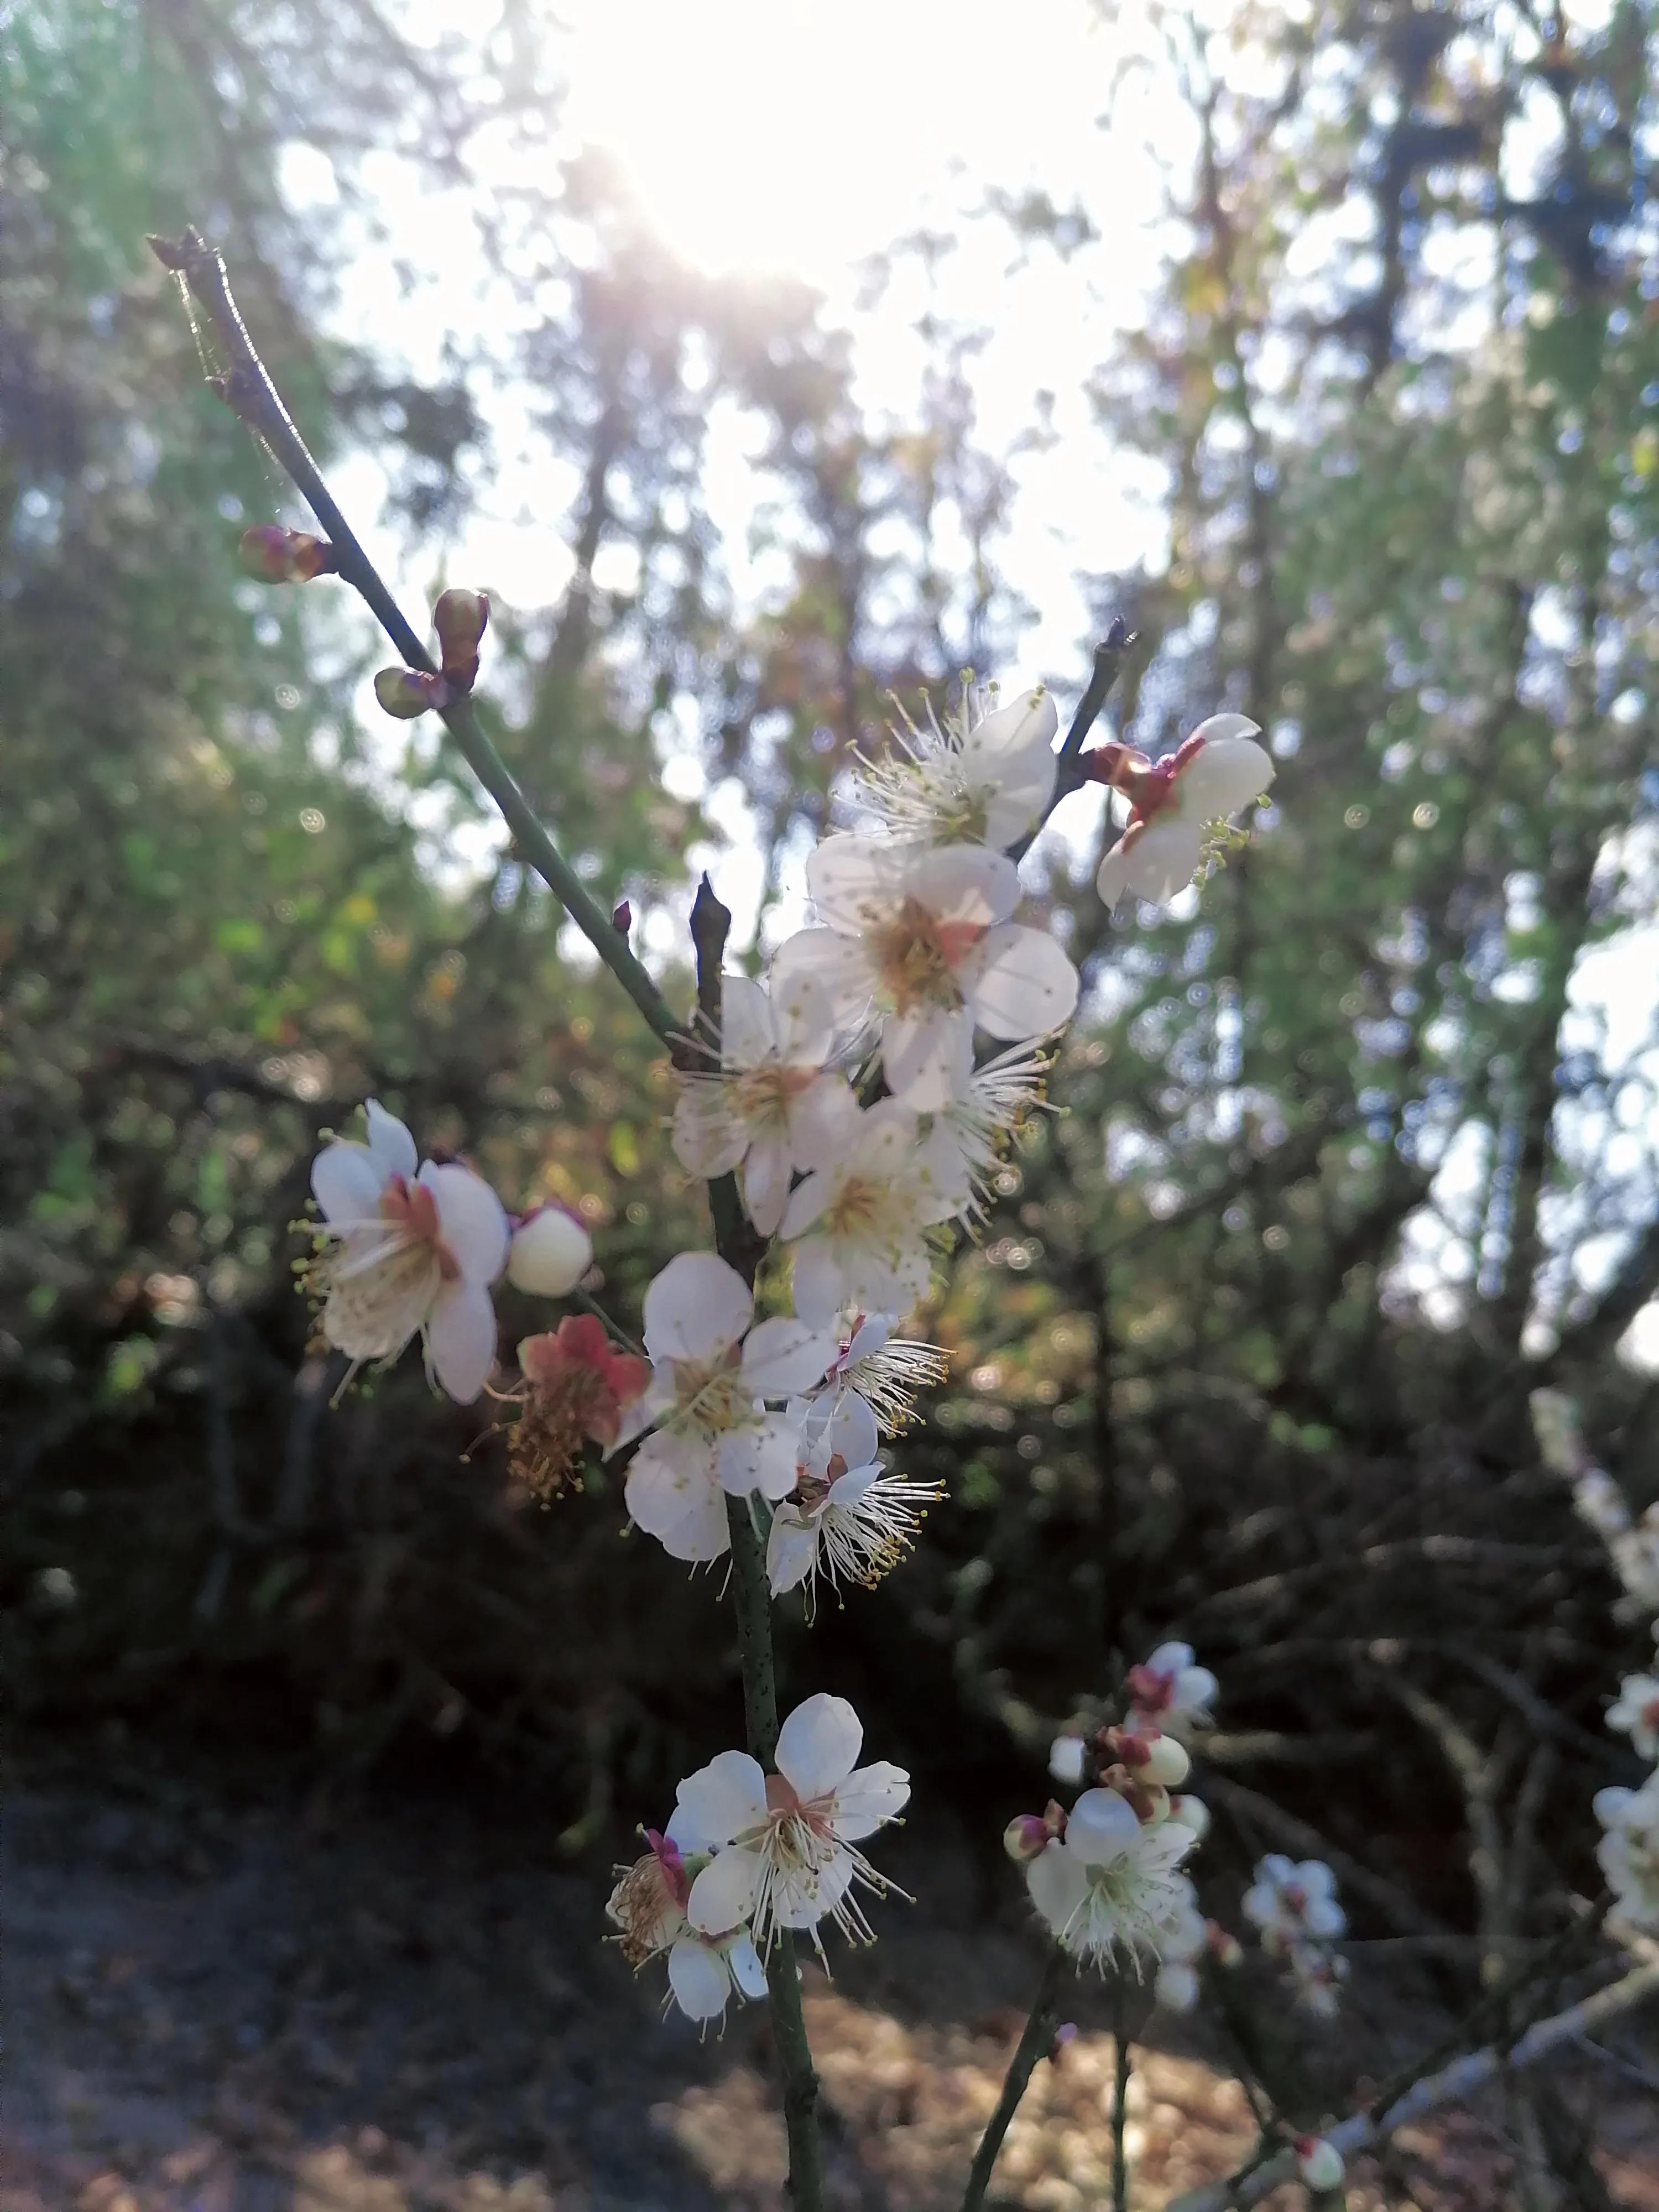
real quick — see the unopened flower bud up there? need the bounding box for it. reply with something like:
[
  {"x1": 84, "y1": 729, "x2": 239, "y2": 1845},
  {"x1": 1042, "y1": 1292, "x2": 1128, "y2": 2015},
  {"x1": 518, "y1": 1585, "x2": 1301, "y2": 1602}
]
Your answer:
[
  {"x1": 374, "y1": 667, "x2": 451, "y2": 719},
  {"x1": 1105, "y1": 1725, "x2": 1151, "y2": 1767},
  {"x1": 1167, "y1": 1793, "x2": 1210, "y2": 1841},
  {"x1": 1141, "y1": 1734, "x2": 1191, "y2": 1787},
  {"x1": 240, "y1": 524, "x2": 338, "y2": 583},
  {"x1": 1004, "y1": 1813, "x2": 1050, "y2": 1863},
  {"x1": 612, "y1": 899, "x2": 632, "y2": 937},
  {"x1": 1295, "y1": 2137, "x2": 1344, "y2": 2192},
  {"x1": 1205, "y1": 1920, "x2": 1243, "y2": 1968},
  {"x1": 508, "y1": 1204, "x2": 594, "y2": 1298},
  {"x1": 433, "y1": 587, "x2": 489, "y2": 691},
  {"x1": 1049, "y1": 1734, "x2": 1087, "y2": 1785}
]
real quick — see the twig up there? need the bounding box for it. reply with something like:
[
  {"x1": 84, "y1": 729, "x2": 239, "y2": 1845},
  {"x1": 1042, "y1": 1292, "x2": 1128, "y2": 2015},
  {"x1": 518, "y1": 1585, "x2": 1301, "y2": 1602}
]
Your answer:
[
  {"x1": 150, "y1": 228, "x2": 679, "y2": 1049},
  {"x1": 1165, "y1": 1945, "x2": 1659, "y2": 2212},
  {"x1": 961, "y1": 1946, "x2": 1068, "y2": 2211},
  {"x1": 1005, "y1": 620, "x2": 1138, "y2": 863}
]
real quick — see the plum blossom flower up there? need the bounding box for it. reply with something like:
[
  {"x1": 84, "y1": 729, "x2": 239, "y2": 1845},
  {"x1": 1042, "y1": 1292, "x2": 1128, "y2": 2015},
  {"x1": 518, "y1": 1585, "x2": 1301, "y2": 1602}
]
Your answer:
[
  {"x1": 606, "y1": 1827, "x2": 768, "y2": 2026},
  {"x1": 1025, "y1": 1787, "x2": 1197, "y2": 1969},
  {"x1": 507, "y1": 1203, "x2": 593, "y2": 1297},
  {"x1": 1152, "y1": 1884, "x2": 1207, "y2": 2012},
  {"x1": 766, "y1": 1393, "x2": 945, "y2": 1611},
  {"x1": 802, "y1": 1311, "x2": 951, "y2": 1439},
  {"x1": 503, "y1": 1315, "x2": 649, "y2": 1500},
  {"x1": 780, "y1": 1100, "x2": 968, "y2": 1327},
  {"x1": 671, "y1": 973, "x2": 859, "y2": 1237},
  {"x1": 1608, "y1": 1674, "x2": 1659, "y2": 1762},
  {"x1": 1595, "y1": 1771, "x2": 1659, "y2": 1928},
  {"x1": 773, "y1": 835, "x2": 1078, "y2": 1109},
  {"x1": 621, "y1": 1253, "x2": 837, "y2": 1563},
  {"x1": 309, "y1": 1100, "x2": 508, "y2": 1401},
  {"x1": 1241, "y1": 1855, "x2": 1346, "y2": 1954},
  {"x1": 673, "y1": 1693, "x2": 910, "y2": 1954},
  {"x1": 1125, "y1": 1641, "x2": 1218, "y2": 1739},
  {"x1": 1092, "y1": 714, "x2": 1274, "y2": 908},
  {"x1": 854, "y1": 679, "x2": 1058, "y2": 849},
  {"x1": 924, "y1": 1036, "x2": 1053, "y2": 1219},
  {"x1": 1288, "y1": 1937, "x2": 1349, "y2": 2018}
]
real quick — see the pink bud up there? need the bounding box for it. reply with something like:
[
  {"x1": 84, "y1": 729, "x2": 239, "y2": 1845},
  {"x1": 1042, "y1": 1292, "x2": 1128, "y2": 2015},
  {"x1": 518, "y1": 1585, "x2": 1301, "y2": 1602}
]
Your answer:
[
  {"x1": 434, "y1": 588, "x2": 489, "y2": 691},
  {"x1": 1295, "y1": 2137, "x2": 1344, "y2": 2192},
  {"x1": 239, "y1": 524, "x2": 337, "y2": 583},
  {"x1": 374, "y1": 667, "x2": 451, "y2": 719},
  {"x1": 1003, "y1": 1814, "x2": 1051, "y2": 1863},
  {"x1": 612, "y1": 899, "x2": 633, "y2": 937}
]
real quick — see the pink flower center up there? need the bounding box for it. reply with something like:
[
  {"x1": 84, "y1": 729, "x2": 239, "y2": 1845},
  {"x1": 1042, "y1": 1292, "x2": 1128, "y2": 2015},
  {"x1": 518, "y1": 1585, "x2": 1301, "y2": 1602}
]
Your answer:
[
  {"x1": 868, "y1": 897, "x2": 982, "y2": 1013},
  {"x1": 1126, "y1": 1663, "x2": 1176, "y2": 1715},
  {"x1": 380, "y1": 1175, "x2": 460, "y2": 1281}
]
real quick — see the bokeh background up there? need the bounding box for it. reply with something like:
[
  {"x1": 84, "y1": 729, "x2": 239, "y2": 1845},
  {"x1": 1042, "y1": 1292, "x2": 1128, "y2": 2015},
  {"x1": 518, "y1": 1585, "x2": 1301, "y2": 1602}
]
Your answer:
[{"x1": 5, "y1": 2, "x2": 1659, "y2": 2206}]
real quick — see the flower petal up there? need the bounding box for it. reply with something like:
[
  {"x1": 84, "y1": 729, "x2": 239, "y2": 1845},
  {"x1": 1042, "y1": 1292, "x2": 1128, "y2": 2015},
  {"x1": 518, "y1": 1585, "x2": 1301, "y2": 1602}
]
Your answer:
[
  {"x1": 768, "y1": 969, "x2": 837, "y2": 1066},
  {"x1": 773, "y1": 1849, "x2": 854, "y2": 1929},
  {"x1": 1098, "y1": 817, "x2": 1204, "y2": 906},
  {"x1": 785, "y1": 1073, "x2": 863, "y2": 1172},
  {"x1": 1066, "y1": 1788, "x2": 1142, "y2": 1864},
  {"x1": 667, "y1": 1938, "x2": 732, "y2": 2020},
  {"x1": 961, "y1": 924, "x2": 1079, "y2": 1041},
  {"x1": 727, "y1": 1934, "x2": 769, "y2": 1999},
  {"x1": 624, "y1": 1435, "x2": 730, "y2": 1561},
  {"x1": 789, "y1": 1236, "x2": 843, "y2": 1329},
  {"x1": 671, "y1": 1089, "x2": 750, "y2": 1180},
  {"x1": 828, "y1": 1759, "x2": 910, "y2": 1840},
  {"x1": 776, "y1": 1692, "x2": 863, "y2": 1801},
  {"x1": 643, "y1": 1251, "x2": 753, "y2": 1363},
  {"x1": 827, "y1": 1390, "x2": 879, "y2": 1470},
  {"x1": 766, "y1": 1509, "x2": 819, "y2": 1595},
  {"x1": 1027, "y1": 1840, "x2": 1088, "y2": 1939},
  {"x1": 718, "y1": 1412, "x2": 801, "y2": 1501},
  {"x1": 425, "y1": 1279, "x2": 498, "y2": 1402},
  {"x1": 881, "y1": 1004, "x2": 971, "y2": 1110},
  {"x1": 687, "y1": 1845, "x2": 763, "y2": 1936},
  {"x1": 806, "y1": 834, "x2": 902, "y2": 930},
  {"x1": 964, "y1": 685, "x2": 1057, "y2": 763},
  {"x1": 719, "y1": 973, "x2": 776, "y2": 1070},
  {"x1": 1178, "y1": 731, "x2": 1274, "y2": 819},
  {"x1": 905, "y1": 841, "x2": 1019, "y2": 927},
  {"x1": 311, "y1": 1141, "x2": 388, "y2": 1227},
  {"x1": 422, "y1": 1162, "x2": 510, "y2": 1284},
  {"x1": 740, "y1": 1315, "x2": 838, "y2": 1399},
  {"x1": 740, "y1": 1132, "x2": 794, "y2": 1239},
  {"x1": 675, "y1": 1749, "x2": 769, "y2": 1846},
  {"x1": 364, "y1": 1099, "x2": 419, "y2": 1181},
  {"x1": 770, "y1": 927, "x2": 876, "y2": 1038}
]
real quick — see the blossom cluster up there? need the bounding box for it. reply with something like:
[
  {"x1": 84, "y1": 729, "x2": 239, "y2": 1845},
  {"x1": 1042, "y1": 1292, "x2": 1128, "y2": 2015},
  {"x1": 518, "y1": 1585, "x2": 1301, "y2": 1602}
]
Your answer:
[
  {"x1": 605, "y1": 1691, "x2": 909, "y2": 2023},
  {"x1": 1242, "y1": 1854, "x2": 1349, "y2": 2017}
]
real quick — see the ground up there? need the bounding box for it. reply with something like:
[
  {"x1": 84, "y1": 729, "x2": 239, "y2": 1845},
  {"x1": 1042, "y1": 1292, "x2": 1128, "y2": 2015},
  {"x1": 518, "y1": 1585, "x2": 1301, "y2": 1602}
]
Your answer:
[{"x1": 8, "y1": 1743, "x2": 1659, "y2": 2211}]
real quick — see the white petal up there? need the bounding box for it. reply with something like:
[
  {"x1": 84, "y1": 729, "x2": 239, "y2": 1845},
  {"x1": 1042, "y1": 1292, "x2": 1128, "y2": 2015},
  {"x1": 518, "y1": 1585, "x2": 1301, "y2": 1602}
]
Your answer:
[
  {"x1": 642, "y1": 1251, "x2": 753, "y2": 1362},
  {"x1": 1146, "y1": 1641, "x2": 1194, "y2": 1673},
  {"x1": 311, "y1": 1141, "x2": 388, "y2": 1227},
  {"x1": 904, "y1": 841, "x2": 1019, "y2": 927},
  {"x1": 827, "y1": 1391, "x2": 879, "y2": 1469},
  {"x1": 1026, "y1": 1841, "x2": 1088, "y2": 1938},
  {"x1": 740, "y1": 1133, "x2": 794, "y2": 1239},
  {"x1": 740, "y1": 1315, "x2": 838, "y2": 1398},
  {"x1": 625, "y1": 1436, "x2": 730, "y2": 1561},
  {"x1": 824, "y1": 1463, "x2": 880, "y2": 1509},
  {"x1": 676, "y1": 1749, "x2": 769, "y2": 1846},
  {"x1": 719, "y1": 973, "x2": 777, "y2": 1070},
  {"x1": 780, "y1": 1167, "x2": 834, "y2": 1244},
  {"x1": 1184, "y1": 711, "x2": 1263, "y2": 749},
  {"x1": 789, "y1": 1237, "x2": 844, "y2": 1329},
  {"x1": 911, "y1": 1116, "x2": 974, "y2": 1224},
  {"x1": 776, "y1": 1692, "x2": 863, "y2": 1800},
  {"x1": 829, "y1": 1759, "x2": 910, "y2": 1840},
  {"x1": 965, "y1": 685, "x2": 1057, "y2": 761},
  {"x1": 980, "y1": 744, "x2": 1059, "y2": 846},
  {"x1": 773, "y1": 1849, "x2": 854, "y2": 1929},
  {"x1": 785, "y1": 1073, "x2": 863, "y2": 1172},
  {"x1": 718, "y1": 1413, "x2": 801, "y2": 1501},
  {"x1": 1177, "y1": 732, "x2": 1274, "y2": 820},
  {"x1": 727, "y1": 1934, "x2": 769, "y2": 1999},
  {"x1": 1099, "y1": 818, "x2": 1206, "y2": 906},
  {"x1": 687, "y1": 1845, "x2": 763, "y2": 1936},
  {"x1": 506, "y1": 1207, "x2": 592, "y2": 1297},
  {"x1": 767, "y1": 969, "x2": 837, "y2": 1066},
  {"x1": 671, "y1": 1091, "x2": 749, "y2": 1180},
  {"x1": 364, "y1": 1099, "x2": 419, "y2": 1181},
  {"x1": 881, "y1": 1004, "x2": 971, "y2": 1110},
  {"x1": 962, "y1": 924, "x2": 1079, "y2": 1041},
  {"x1": 1176, "y1": 1666, "x2": 1218, "y2": 1712},
  {"x1": 667, "y1": 1938, "x2": 732, "y2": 2020},
  {"x1": 1049, "y1": 1735, "x2": 1087, "y2": 1785},
  {"x1": 806, "y1": 834, "x2": 902, "y2": 929},
  {"x1": 767, "y1": 1508, "x2": 820, "y2": 1595},
  {"x1": 1066, "y1": 1788, "x2": 1142, "y2": 1864},
  {"x1": 844, "y1": 1315, "x2": 892, "y2": 1364},
  {"x1": 425, "y1": 1279, "x2": 498, "y2": 1402},
  {"x1": 770, "y1": 927, "x2": 876, "y2": 1036},
  {"x1": 422, "y1": 1163, "x2": 510, "y2": 1284}
]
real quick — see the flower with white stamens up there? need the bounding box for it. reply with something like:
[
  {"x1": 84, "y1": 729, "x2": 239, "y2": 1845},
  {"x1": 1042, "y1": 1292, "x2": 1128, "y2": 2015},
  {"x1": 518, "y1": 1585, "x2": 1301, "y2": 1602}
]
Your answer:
[
  {"x1": 309, "y1": 1100, "x2": 509, "y2": 1402},
  {"x1": 674, "y1": 1693, "x2": 910, "y2": 1954},
  {"x1": 1025, "y1": 1787, "x2": 1198, "y2": 1969},
  {"x1": 620, "y1": 1253, "x2": 838, "y2": 1564},
  {"x1": 854, "y1": 679, "x2": 1058, "y2": 849},
  {"x1": 802, "y1": 1311, "x2": 951, "y2": 1440},
  {"x1": 1125, "y1": 1640, "x2": 1218, "y2": 1740},
  {"x1": 766, "y1": 1394, "x2": 945, "y2": 1611},
  {"x1": 772, "y1": 835, "x2": 1078, "y2": 1109},
  {"x1": 1152, "y1": 1883, "x2": 1207, "y2": 2012},
  {"x1": 1608, "y1": 1675, "x2": 1659, "y2": 1762},
  {"x1": 781, "y1": 1100, "x2": 968, "y2": 1328},
  {"x1": 1241, "y1": 1855, "x2": 1346, "y2": 1954},
  {"x1": 1093, "y1": 715, "x2": 1274, "y2": 909},
  {"x1": 926, "y1": 1037, "x2": 1054, "y2": 1218},
  {"x1": 1595, "y1": 1771, "x2": 1659, "y2": 1928},
  {"x1": 606, "y1": 1827, "x2": 768, "y2": 2026},
  {"x1": 671, "y1": 973, "x2": 859, "y2": 1237}
]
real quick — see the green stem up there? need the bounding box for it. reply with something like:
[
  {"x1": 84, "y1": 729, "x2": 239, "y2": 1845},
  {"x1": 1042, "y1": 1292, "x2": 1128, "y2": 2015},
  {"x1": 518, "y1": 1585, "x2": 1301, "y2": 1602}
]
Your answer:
[
  {"x1": 1112, "y1": 1984, "x2": 1133, "y2": 2212},
  {"x1": 961, "y1": 1945, "x2": 1068, "y2": 2212},
  {"x1": 154, "y1": 228, "x2": 679, "y2": 1049}
]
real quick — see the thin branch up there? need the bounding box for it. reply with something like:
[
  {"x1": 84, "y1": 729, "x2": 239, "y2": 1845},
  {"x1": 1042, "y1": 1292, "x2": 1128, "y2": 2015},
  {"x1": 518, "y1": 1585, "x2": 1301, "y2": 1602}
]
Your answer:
[
  {"x1": 961, "y1": 1946, "x2": 1068, "y2": 2212},
  {"x1": 150, "y1": 228, "x2": 679, "y2": 1049},
  {"x1": 1005, "y1": 619, "x2": 1139, "y2": 863}
]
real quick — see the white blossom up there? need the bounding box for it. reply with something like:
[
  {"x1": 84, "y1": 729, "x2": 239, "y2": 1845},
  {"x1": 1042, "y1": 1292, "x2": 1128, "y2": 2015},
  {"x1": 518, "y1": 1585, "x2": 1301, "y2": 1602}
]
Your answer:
[
  {"x1": 773, "y1": 835, "x2": 1078, "y2": 1110},
  {"x1": 620, "y1": 1253, "x2": 837, "y2": 1563},
  {"x1": 1095, "y1": 716, "x2": 1274, "y2": 909},
  {"x1": 780, "y1": 1099, "x2": 968, "y2": 1328},
  {"x1": 1050, "y1": 1734, "x2": 1089, "y2": 1786},
  {"x1": 1241, "y1": 1855, "x2": 1346, "y2": 1953},
  {"x1": 1025, "y1": 1788, "x2": 1197, "y2": 1969},
  {"x1": 1152, "y1": 1882, "x2": 1207, "y2": 2012},
  {"x1": 671, "y1": 972, "x2": 859, "y2": 1237},
  {"x1": 1126, "y1": 1640, "x2": 1218, "y2": 1739},
  {"x1": 766, "y1": 1394, "x2": 944, "y2": 1611},
  {"x1": 309, "y1": 1100, "x2": 508, "y2": 1402},
  {"x1": 673, "y1": 1693, "x2": 910, "y2": 1953},
  {"x1": 1595, "y1": 1771, "x2": 1659, "y2": 1928},
  {"x1": 1288, "y1": 1937, "x2": 1349, "y2": 2018},
  {"x1": 804, "y1": 1310, "x2": 951, "y2": 1439},
  {"x1": 1608, "y1": 1675, "x2": 1659, "y2": 1762},
  {"x1": 606, "y1": 1827, "x2": 768, "y2": 2026},
  {"x1": 925, "y1": 1036, "x2": 1053, "y2": 1218},
  {"x1": 507, "y1": 1203, "x2": 593, "y2": 1297},
  {"x1": 853, "y1": 679, "x2": 1058, "y2": 849}
]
